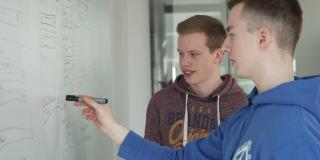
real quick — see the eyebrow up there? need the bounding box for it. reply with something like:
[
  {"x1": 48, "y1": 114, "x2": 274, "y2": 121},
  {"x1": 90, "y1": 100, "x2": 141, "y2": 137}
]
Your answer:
[
  {"x1": 177, "y1": 49, "x2": 200, "y2": 53},
  {"x1": 226, "y1": 26, "x2": 234, "y2": 32}
]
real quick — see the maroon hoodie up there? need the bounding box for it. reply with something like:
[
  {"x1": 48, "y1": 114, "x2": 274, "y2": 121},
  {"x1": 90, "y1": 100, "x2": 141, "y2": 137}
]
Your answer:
[{"x1": 144, "y1": 74, "x2": 247, "y2": 148}]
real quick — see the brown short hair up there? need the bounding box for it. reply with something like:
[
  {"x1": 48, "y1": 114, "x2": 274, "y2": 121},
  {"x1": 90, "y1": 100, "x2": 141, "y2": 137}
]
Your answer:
[
  {"x1": 228, "y1": 0, "x2": 302, "y2": 53},
  {"x1": 176, "y1": 15, "x2": 226, "y2": 53}
]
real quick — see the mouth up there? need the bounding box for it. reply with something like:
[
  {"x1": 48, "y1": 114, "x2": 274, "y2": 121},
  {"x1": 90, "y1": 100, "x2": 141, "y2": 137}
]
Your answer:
[{"x1": 183, "y1": 70, "x2": 195, "y2": 77}]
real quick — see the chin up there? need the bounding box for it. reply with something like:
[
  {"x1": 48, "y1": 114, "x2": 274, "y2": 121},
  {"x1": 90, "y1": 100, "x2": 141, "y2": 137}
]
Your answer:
[
  {"x1": 236, "y1": 71, "x2": 250, "y2": 79},
  {"x1": 184, "y1": 78, "x2": 193, "y2": 84},
  {"x1": 185, "y1": 79, "x2": 197, "y2": 85},
  {"x1": 235, "y1": 69, "x2": 245, "y2": 78}
]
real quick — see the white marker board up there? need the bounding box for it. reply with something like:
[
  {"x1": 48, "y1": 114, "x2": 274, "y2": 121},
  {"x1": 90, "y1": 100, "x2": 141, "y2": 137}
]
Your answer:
[{"x1": 0, "y1": 0, "x2": 112, "y2": 159}]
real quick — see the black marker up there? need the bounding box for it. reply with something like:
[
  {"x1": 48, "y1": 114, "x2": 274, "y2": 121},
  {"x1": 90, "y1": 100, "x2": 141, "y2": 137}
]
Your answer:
[{"x1": 66, "y1": 95, "x2": 108, "y2": 104}]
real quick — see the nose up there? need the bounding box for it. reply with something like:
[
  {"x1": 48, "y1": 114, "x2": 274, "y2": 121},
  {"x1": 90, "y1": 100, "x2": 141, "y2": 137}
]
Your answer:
[
  {"x1": 221, "y1": 39, "x2": 231, "y2": 55},
  {"x1": 179, "y1": 54, "x2": 191, "y2": 67}
]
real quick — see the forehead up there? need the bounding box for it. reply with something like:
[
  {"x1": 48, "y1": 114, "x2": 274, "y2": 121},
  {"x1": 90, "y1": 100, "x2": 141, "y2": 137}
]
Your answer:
[
  {"x1": 178, "y1": 32, "x2": 208, "y2": 49},
  {"x1": 227, "y1": 3, "x2": 246, "y2": 31}
]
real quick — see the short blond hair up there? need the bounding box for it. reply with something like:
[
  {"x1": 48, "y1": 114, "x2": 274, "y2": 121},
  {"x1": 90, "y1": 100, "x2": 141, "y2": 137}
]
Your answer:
[{"x1": 177, "y1": 15, "x2": 226, "y2": 53}]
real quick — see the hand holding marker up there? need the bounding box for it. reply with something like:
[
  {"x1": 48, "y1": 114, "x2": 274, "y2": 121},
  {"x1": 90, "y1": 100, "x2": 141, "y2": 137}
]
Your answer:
[
  {"x1": 65, "y1": 95, "x2": 108, "y2": 104},
  {"x1": 67, "y1": 94, "x2": 129, "y2": 146},
  {"x1": 66, "y1": 95, "x2": 109, "y2": 120}
]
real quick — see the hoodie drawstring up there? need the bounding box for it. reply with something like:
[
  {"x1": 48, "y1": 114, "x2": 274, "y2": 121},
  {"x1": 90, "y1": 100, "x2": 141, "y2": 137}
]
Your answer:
[
  {"x1": 183, "y1": 93, "x2": 188, "y2": 146},
  {"x1": 217, "y1": 94, "x2": 221, "y2": 126}
]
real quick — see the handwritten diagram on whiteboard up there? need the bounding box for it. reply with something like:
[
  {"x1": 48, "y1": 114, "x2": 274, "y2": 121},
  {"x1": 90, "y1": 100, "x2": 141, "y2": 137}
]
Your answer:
[{"x1": 0, "y1": 0, "x2": 111, "y2": 159}]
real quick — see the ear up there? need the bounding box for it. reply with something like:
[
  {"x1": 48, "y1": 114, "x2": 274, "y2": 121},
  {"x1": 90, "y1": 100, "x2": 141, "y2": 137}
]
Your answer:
[
  {"x1": 213, "y1": 48, "x2": 224, "y2": 64},
  {"x1": 258, "y1": 27, "x2": 272, "y2": 49}
]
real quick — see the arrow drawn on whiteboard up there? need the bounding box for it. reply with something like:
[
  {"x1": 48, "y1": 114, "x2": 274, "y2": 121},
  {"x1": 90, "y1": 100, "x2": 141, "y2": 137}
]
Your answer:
[{"x1": 42, "y1": 98, "x2": 63, "y2": 125}]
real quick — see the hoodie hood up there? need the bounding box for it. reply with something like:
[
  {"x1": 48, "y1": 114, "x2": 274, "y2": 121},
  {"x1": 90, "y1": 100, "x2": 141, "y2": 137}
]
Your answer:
[
  {"x1": 173, "y1": 74, "x2": 243, "y2": 99},
  {"x1": 248, "y1": 75, "x2": 320, "y2": 123},
  {"x1": 172, "y1": 74, "x2": 247, "y2": 147}
]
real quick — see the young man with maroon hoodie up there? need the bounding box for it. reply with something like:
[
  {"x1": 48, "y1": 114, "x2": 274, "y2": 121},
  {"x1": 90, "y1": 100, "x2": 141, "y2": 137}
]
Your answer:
[{"x1": 144, "y1": 15, "x2": 247, "y2": 148}]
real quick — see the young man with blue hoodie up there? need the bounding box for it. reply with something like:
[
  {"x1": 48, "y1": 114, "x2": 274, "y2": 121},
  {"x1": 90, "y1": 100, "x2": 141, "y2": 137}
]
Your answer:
[{"x1": 75, "y1": 0, "x2": 320, "y2": 159}]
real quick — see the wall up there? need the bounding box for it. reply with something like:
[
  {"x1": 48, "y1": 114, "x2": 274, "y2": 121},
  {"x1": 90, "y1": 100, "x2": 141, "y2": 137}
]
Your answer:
[
  {"x1": 109, "y1": 0, "x2": 151, "y2": 158},
  {"x1": 295, "y1": 0, "x2": 320, "y2": 76}
]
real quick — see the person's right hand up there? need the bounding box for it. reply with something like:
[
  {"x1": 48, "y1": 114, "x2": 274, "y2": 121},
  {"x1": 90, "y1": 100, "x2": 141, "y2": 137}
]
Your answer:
[{"x1": 74, "y1": 95, "x2": 129, "y2": 146}]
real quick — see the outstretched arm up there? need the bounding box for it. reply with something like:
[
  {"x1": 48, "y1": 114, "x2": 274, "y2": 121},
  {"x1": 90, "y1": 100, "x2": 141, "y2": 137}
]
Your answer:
[
  {"x1": 74, "y1": 96, "x2": 128, "y2": 146},
  {"x1": 74, "y1": 96, "x2": 224, "y2": 160}
]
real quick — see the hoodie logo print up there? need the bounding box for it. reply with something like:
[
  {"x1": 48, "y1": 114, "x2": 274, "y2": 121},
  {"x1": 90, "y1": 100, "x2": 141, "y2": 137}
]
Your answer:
[{"x1": 232, "y1": 140, "x2": 252, "y2": 160}]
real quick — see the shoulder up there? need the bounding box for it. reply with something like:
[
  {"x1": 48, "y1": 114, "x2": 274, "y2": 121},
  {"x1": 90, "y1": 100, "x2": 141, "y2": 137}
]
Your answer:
[
  {"x1": 254, "y1": 106, "x2": 320, "y2": 158},
  {"x1": 147, "y1": 85, "x2": 182, "y2": 109},
  {"x1": 257, "y1": 104, "x2": 320, "y2": 141},
  {"x1": 151, "y1": 85, "x2": 181, "y2": 100},
  {"x1": 220, "y1": 74, "x2": 248, "y2": 97}
]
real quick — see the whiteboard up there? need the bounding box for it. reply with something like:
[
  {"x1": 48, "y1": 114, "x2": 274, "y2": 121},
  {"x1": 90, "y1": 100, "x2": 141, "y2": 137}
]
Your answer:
[{"x1": 0, "y1": 0, "x2": 112, "y2": 159}]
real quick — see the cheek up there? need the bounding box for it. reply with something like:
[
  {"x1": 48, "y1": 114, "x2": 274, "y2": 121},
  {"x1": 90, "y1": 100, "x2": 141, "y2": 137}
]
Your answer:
[
  {"x1": 230, "y1": 39, "x2": 240, "y2": 50},
  {"x1": 233, "y1": 41, "x2": 248, "y2": 55},
  {"x1": 201, "y1": 60, "x2": 215, "y2": 72}
]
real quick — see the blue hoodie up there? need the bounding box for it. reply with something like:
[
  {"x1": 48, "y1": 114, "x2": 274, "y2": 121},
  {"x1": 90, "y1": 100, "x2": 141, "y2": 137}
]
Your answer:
[{"x1": 118, "y1": 76, "x2": 320, "y2": 160}]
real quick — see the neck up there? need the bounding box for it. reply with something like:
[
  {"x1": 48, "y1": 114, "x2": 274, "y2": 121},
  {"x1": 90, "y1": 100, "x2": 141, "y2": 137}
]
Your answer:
[
  {"x1": 253, "y1": 52, "x2": 294, "y2": 93},
  {"x1": 191, "y1": 74, "x2": 223, "y2": 97}
]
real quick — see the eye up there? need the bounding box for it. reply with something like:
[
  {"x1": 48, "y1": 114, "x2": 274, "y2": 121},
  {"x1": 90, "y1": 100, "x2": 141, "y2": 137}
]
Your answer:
[
  {"x1": 190, "y1": 52, "x2": 200, "y2": 57},
  {"x1": 228, "y1": 33, "x2": 235, "y2": 39}
]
